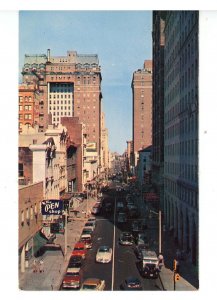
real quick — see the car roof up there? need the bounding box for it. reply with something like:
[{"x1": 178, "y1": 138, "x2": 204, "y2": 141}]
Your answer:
[{"x1": 83, "y1": 278, "x2": 101, "y2": 285}]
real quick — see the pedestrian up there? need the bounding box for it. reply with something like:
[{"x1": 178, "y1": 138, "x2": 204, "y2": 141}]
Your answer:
[
  {"x1": 33, "y1": 259, "x2": 37, "y2": 273},
  {"x1": 39, "y1": 258, "x2": 44, "y2": 273},
  {"x1": 158, "y1": 253, "x2": 164, "y2": 271}
]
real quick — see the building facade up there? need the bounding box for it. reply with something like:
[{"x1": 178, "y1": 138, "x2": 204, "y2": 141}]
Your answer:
[
  {"x1": 152, "y1": 12, "x2": 165, "y2": 206},
  {"x1": 19, "y1": 181, "x2": 44, "y2": 273},
  {"x1": 19, "y1": 83, "x2": 40, "y2": 133},
  {"x1": 163, "y1": 11, "x2": 199, "y2": 265},
  {"x1": 132, "y1": 60, "x2": 153, "y2": 165},
  {"x1": 21, "y1": 49, "x2": 102, "y2": 156}
]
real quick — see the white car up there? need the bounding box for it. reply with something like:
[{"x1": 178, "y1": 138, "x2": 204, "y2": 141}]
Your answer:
[
  {"x1": 80, "y1": 278, "x2": 105, "y2": 290},
  {"x1": 96, "y1": 246, "x2": 112, "y2": 263}
]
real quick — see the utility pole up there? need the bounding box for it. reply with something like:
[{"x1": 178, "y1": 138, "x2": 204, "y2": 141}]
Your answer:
[
  {"x1": 64, "y1": 210, "x2": 68, "y2": 260},
  {"x1": 159, "y1": 210, "x2": 162, "y2": 253}
]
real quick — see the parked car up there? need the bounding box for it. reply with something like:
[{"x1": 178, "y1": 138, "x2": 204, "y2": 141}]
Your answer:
[
  {"x1": 87, "y1": 217, "x2": 96, "y2": 226},
  {"x1": 67, "y1": 255, "x2": 83, "y2": 273},
  {"x1": 80, "y1": 234, "x2": 93, "y2": 249},
  {"x1": 120, "y1": 277, "x2": 142, "y2": 290},
  {"x1": 119, "y1": 232, "x2": 134, "y2": 245},
  {"x1": 80, "y1": 278, "x2": 105, "y2": 290},
  {"x1": 62, "y1": 270, "x2": 81, "y2": 289},
  {"x1": 96, "y1": 246, "x2": 112, "y2": 263},
  {"x1": 84, "y1": 221, "x2": 95, "y2": 231},
  {"x1": 81, "y1": 228, "x2": 93, "y2": 236},
  {"x1": 71, "y1": 242, "x2": 87, "y2": 258}
]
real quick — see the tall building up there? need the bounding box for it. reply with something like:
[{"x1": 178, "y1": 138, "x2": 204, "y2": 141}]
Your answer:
[
  {"x1": 21, "y1": 49, "x2": 102, "y2": 155},
  {"x1": 163, "y1": 11, "x2": 199, "y2": 265},
  {"x1": 152, "y1": 12, "x2": 165, "y2": 205},
  {"x1": 132, "y1": 60, "x2": 152, "y2": 166}
]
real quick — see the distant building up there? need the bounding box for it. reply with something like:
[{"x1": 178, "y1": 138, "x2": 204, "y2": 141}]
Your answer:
[{"x1": 132, "y1": 60, "x2": 152, "y2": 166}]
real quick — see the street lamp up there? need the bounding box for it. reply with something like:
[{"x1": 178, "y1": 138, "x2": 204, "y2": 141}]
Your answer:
[{"x1": 150, "y1": 209, "x2": 162, "y2": 254}]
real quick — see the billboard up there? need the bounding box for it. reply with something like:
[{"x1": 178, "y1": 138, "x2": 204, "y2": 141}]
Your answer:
[{"x1": 41, "y1": 200, "x2": 63, "y2": 215}]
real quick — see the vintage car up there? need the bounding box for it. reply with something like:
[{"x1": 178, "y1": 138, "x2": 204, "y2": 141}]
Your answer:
[
  {"x1": 62, "y1": 270, "x2": 81, "y2": 289},
  {"x1": 120, "y1": 277, "x2": 142, "y2": 290},
  {"x1": 80, "y1": 278, "x2": 105, "y2": 290},
  {"x1": 119, "y1": 232, "x2": 134, "y2": 246},
  {"x1": 80, "y1": 234, "x2": 93, "y2": 249},
  {"x1": 71, "y1": 242, "x2": 87, "y2": 258},
  {"x1": 96, "y1": 246, "x2": 112, "y2": 263},
  {"x1": 67, "y1": 255, "x2": 82, "y2": 273}
]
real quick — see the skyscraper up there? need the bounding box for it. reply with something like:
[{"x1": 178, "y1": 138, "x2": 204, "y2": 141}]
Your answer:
[
  {"x1": 132, "y1": 60, "x2": 152, "y2": 166},
  {"x1": 152, "y1": 11, "x2": 165, "y2": 205},
  {"x1": 163, "y1": 11, "x2": 199, "y2": 265}
]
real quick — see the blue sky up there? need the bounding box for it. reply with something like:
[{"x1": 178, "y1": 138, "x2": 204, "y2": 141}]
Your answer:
[{"x1": 19, "y1": 11, "x2": 152, "y2": 154}]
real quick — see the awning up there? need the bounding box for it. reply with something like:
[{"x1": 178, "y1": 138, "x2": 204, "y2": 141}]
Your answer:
[
  {"x1": 33, "y1": 231, "x2": 48, "y2": 255},
  {"x1": 60, "y1": 193, "x2": 73, "y2": 201}
]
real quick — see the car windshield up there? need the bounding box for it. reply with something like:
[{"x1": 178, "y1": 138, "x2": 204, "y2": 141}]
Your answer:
[
  {"x1": 99, "y1": 247, "x2": 109, "y2": 252},
  {"x1": 74, "y1": 246, "x2": 84, "y2": 250},
  {"x1": 66, "y1": 272, "x2": 79, "y2": 276},
  {"x1": 69, "y1": 262, "x2": 81, "y2": 268},
  {"x1": 83, "y1": 284, "x2": 97, "y2": 290}
]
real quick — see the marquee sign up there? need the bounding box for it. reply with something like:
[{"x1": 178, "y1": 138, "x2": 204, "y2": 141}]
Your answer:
[{"x1": 41, "y1": 200, "x2": 63, "y2": 215}]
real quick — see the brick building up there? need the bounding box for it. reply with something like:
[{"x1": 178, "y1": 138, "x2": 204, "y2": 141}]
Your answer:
[
  {"x1": 132, "y1": 60, "x2": 153, "y2": 166},
  {"x1": 21, "y1": 49, "x2": 102, "y2": 156}
]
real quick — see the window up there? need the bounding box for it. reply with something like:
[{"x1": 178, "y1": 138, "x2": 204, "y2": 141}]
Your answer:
[
  {"x1": 19, "y1": 105, "x2": 23, "y2": 111},
  {"x1": 24, "y1": 114, "x2": 32, "y2": 120},
  {"x1": 19, "y1": 96, "x2": 23, "y2": 103},
  {"x1": 19, "y1": 163, "x2": 24, "y2": 177},
  {"x1": 21, "y1": 210, "x2": 24, "y2": 224}
]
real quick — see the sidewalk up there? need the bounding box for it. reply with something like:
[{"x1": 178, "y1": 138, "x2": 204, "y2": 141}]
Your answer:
[
  {"x1": 19, "y1": 196, "x2": 97, "y2": 291},
  {"x1": 144, "y1": 206, "x2": 198, "y2": 290}
]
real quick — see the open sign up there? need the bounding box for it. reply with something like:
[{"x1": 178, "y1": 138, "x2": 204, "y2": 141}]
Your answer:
[{"x1": 41, "y1": 200, "x2": 63, "y2": 215}]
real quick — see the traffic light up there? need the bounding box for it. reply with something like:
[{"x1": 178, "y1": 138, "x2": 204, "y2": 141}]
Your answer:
[
  {"x1": 175, "y1": 273, "x2": 180, "y2": 281},
  {"x1": 173, "y1": 259, "x2": 177, "y2": 272}
]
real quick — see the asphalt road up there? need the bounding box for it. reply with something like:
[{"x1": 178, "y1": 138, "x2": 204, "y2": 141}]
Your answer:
[{"x1": 80, "y1": 186, "x2": 164, "y2": 291}]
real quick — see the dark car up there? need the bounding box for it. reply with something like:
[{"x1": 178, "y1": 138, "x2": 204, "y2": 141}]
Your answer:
[
  {"x1": 68, "y1": 255, "x2": 83, "y2": 268},
  {"x1": 120, "y1": 277, "x2": 142, "y2": 290},
  {"x1": 140, "y1": 263, "x2": 159, "y2": 279},
  {"x1": 119, "y1": 232, "x2": 134, "y2": 245}
]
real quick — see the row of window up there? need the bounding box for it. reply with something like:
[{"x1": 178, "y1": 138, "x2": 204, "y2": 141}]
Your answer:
[
  {"x1": 21, "y1": 203, "x2": 39, "y2": 224},
  {"x1": 49, "y1": 94, "x2": 72, "y2": 99},
  {"x1": 19, "y1": 114, "x2": 32, "y2": 120},
  {"x1": 19, "y1": 105, "x2": 32, "y2": 111},
  {"x1": 19, "y1": 96, "x2": 32, "y2": 103},
  {"x1": 49, "y1": 106, "x2": 71, "y2": 111},
  {"x1": 165, "y1": 114, "x2": 198, "y2": 139},
  {"x1": 165, "y1": 161, "x2": 198, "y2": 182},
  {"x1": 165, "y1": 139, "x2": 198, "y2": 157}
]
